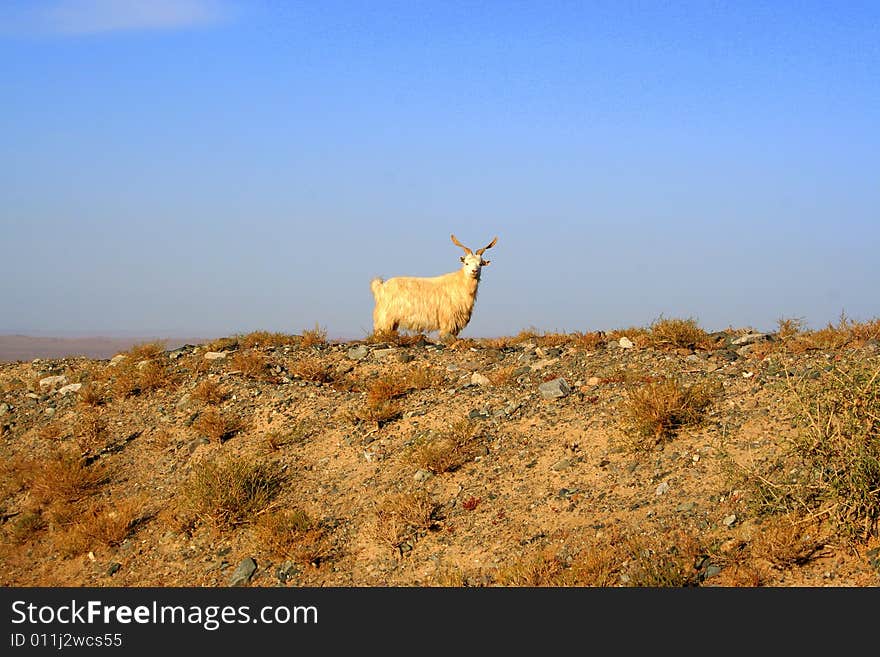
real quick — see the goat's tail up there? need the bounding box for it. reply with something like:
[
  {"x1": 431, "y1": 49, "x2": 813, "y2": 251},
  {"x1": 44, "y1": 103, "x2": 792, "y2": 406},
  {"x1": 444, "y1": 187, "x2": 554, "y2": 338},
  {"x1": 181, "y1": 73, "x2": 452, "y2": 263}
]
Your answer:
[{"x1": 370, "y1": 277, "x2": 384, "y2": 300}]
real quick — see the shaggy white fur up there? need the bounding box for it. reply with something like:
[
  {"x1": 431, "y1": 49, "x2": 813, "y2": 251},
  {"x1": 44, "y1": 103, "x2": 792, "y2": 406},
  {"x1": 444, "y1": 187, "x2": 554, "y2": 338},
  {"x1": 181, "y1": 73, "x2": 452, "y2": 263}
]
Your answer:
[{"x1": 371, "y1": 235, "x2": 497, "y2": 341}]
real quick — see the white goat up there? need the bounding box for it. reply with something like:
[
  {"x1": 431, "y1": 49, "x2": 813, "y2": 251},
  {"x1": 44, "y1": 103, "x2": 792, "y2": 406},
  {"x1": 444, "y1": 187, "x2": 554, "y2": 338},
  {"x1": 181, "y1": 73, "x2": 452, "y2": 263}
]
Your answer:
[{"x1": 370, "y1": 234, "x2": 498, "y2": 342}]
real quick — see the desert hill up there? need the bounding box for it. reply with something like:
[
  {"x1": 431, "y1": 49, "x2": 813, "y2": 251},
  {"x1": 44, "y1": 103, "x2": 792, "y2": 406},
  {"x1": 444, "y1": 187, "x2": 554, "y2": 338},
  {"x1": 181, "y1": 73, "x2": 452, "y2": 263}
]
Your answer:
[{"x1": 1, "y1": 319, "x2": 878, "y2": 587}]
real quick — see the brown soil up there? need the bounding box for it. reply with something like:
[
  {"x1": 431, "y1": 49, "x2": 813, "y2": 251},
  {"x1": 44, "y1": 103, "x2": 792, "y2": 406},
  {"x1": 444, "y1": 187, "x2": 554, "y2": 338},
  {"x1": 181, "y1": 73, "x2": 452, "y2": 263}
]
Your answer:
[{"x1": 1, "y1": 333, "x2": 878, "y2": 588}]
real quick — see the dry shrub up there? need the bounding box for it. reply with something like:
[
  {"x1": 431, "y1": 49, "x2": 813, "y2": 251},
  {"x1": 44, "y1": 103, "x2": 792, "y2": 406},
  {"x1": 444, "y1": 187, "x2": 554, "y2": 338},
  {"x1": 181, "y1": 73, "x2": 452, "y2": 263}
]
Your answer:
[
  {"x1": 60, "y1": 498, "x2": 148, "y2": 555},
  {"x1": 411, "y1": 421, "x2": 482, "y2": 474},
  {"x1": 777, "y1": 316, "x2": 807, "y2": 341},
  {"x1": 255, "y1": 508, "x2": 333, "y2": 566},
  {"x1": 747, "y1": 361, "x2": 880, "y2": 540},
  {"x1": 751, "y1": 514, "x2": 827, "y2": 568},
  {"x1": 8, "y1": 511, "x2": 47, "y2": 543},
  {"x1": 366, "y1": 376, "x2": 408, "y2": 406},
  {"x1": 78, "y1": 385, "x2": 105, "y2": 407},
  {"x1": 495, "y1": 547, "x2": 569, "y2": 586},
  {"x1": 372, "y1": 492, "x2": 438, "y2": 551},
  {"x1": 239, "y1": 331, "x2": 297, "y2": 349},
  {"x1": 406, "y1": 365, "x2": 447, "y2": 390},
  {"x1": 193, "y1": 407, "x2": 243, "y2": 442},
  {"x1": 607, "y1": 326, "x2": 652, "y2": 347},
  {"x1": 622, "y1": 531, "x2": 705, "y2": 587},
  {"x1": 231, "y1": 350, "x2": 270, "y2": 379},
  {"x1": 127, "y1": 341, "x2": 167, "y2": 360},
  {"x1": 191, "y1": 378, "x2": 228, "y2": 405},
  {"x1": 623, "y1": 378, "x2": 718, "y2": 448},
  {"x1": 570, "y1": 331, "x2": 606, "y2": 350},
  {"x1": 206, "y1": 336, "x2": 239, "y2": 352},
  {"x1": 290, "y1": 356, "x2": 332, "y2": 383},
  {"x1": 649, "y1": 316, "x2": 709, "y2": 349},
  {"x1": 263, "y1": 422, "x2": 311, "y2": 451},
  {"x1": 35, "y1": 419, "x2": 66, "y2": 442},
  {"x1": 26, "y1": 448, "x2": 111, "y2": 506},
  {"x1": 74, "y1": 411, "x2": 109, "y2": 453},
  {"x1": 300, "y1": 323, "x2": 328, "y2": 348},
  {"x1": 487, "y1": 366, "x2": 517, "y2": 386},
  {"x1": 180, "y1": 458, "x2": 284, "y2": 529},
  {"x1": 111, "y1": 358, "x2": 175, "y2": 398},
  {"x1": 366, "y1": 330, "x2": 429, "y2": 347},
  {"x1": 352, "y1": 401, "x2": 402, "y2": 426}
]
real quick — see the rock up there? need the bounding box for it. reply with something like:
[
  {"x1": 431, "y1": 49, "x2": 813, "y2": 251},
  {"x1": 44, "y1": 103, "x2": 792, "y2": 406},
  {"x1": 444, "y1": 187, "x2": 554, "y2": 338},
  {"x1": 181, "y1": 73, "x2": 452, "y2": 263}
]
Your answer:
[
  {"x1": 39, "y1": 375, "x2": 68, "y2": 391},
  {"x1": 618, "y1": 337, "x2": 634, "y2": 349},
  {"x1": 276, "y1": 561, "x2": 298, "y2": 584},
  {"x1": 204, "y1": 351, "x2": 228, "y2": 361},
  {"x1": 471, "y1": 372, "x2": 491, "y2": 386},
  {"x1": 685, "y1": 354, "x2": 700, "y2": 363},
  {"x1": 58, "y1": 383, "x2": 82, "y2": 396},
  {"x1": 655, "y1": 481, "x2": 669, "y2": 496},
  {"x1": 722, "y1": 514, "x2": 737, "y2": 527},
  {"x1": 538, "y1": 378, "x2": 570, "y2": 400},
  {"x1": 347, "y1": 345, "x2": 369, "y2": 361},
  {"x1": 107, "y1": 562, "x2": 122, "y2": 576},
  {"x1": 551, "y1": 458, "x2": 572, "y2": 471},
  {"x1": 530, "y1": 358, "x2": 558, "y2": 370},
  {"x1": 176, "y1": 393, "x2": 191, "y2": 409},
  {"x1": 732, "y1": 333, "x2": 769, "y2": 346},
  {"x1": 109, "y1": 354, "x2": 126, "y2": 367},
  {"x1": 468, "y1": 408, "x2": 490, "y2": 420},
  {"x1": 0, "y1": 403, "x2": 9, "y2": 417},
  {"x1": 44, "y1": 407, "x2": 56, "y2": 417},
  {"x1": 676, "y1": 501, "x2": 696, "y2": 512},
  {"x1": 413, "y1": 469, "x2": 433, "y2": 483},
  {"x1": 396, "y1": 352, "x2": 415, "y2": 364},
  {"x1": 228, "y1": 557, "x2": 257, "y2": 586},
  {"x1": 372, "y1": 348, "x2": 397, "y2": 360},
  {"x1": 586, "y1": 376, "x2": 601, "y2": 386}
]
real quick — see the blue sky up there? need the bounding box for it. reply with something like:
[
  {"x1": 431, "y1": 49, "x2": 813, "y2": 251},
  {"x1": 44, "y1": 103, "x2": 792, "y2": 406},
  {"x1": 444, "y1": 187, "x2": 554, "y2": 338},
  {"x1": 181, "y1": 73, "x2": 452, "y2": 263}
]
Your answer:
[{"x1": 1, "y1": 1, "x2": 878, "y2": 340}]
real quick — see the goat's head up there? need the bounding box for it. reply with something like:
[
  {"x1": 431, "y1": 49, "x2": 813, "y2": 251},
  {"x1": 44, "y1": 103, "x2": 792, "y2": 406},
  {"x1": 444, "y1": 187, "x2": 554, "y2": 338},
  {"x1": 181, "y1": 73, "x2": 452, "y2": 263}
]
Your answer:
[{"x1": 451, "y1": 234, "x2": 498, "y2": 279}]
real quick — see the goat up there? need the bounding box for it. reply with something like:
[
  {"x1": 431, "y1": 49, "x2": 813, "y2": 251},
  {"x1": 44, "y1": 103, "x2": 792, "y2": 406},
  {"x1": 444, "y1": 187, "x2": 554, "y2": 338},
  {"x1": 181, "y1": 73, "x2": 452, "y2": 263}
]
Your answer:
[{"x1": 370, "y1": 234, "x2": 498, "y2": 342}]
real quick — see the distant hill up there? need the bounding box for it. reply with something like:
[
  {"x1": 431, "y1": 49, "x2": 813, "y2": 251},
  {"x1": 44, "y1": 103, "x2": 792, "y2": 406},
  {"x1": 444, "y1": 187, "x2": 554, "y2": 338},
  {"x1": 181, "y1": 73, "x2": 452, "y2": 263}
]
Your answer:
[{"x1": 0, "y1": 335, "x2": 209, "y2": 363}]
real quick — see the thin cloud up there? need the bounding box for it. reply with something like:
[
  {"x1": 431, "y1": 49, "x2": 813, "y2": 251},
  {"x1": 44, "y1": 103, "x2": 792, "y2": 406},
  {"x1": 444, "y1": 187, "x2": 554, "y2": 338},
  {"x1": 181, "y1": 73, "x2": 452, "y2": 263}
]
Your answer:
[{"x1": 25, "y1": 0, "x2": 229, "y2": 35}]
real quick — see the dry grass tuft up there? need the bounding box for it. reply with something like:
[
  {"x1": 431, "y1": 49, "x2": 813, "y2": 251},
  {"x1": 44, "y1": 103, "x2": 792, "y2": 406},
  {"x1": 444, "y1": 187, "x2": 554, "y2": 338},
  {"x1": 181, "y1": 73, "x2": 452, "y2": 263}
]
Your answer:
[
  {"x1": 231, "y1": 350, "x2": 271, "y2": 380},
  {"x1": 238, "y1": 331, "x2": 298, "y2": 349},
  {"x1": 487, "y1": 366, "x2": 518, "y2": 386},
  {"x1": 127, "y1": 341, "x2": 167, "y2": 360},
  {"x1": 74, "y1": 411, "x2": 109, "y2": 453},
  {"x1": 366, "y1": 330, "x2": 428, "y2": 346},
  {"x1": 372, "y1": 492, "x2": 438, "y2": 551},
  {"x1": 191, "y1": 378, "x2": 228, "y2": 405},
  {"x1": 622, "y1": 378, "x2": 718, "y2": 448},
  {"x1": 411, "y1": 421, "x2": 482, "y2": 474},
  {"x1": 648, "y1": 316, "x2": 709, "y2": 349},
  {"x1": 300, "y1": 323, "x2": 328, "y2": 348},
  {"x1": 180, "y1": 458, "x2": 284, "y2": 529},
  {"x1": 77, "y1": 384, "x2": 105, "y2": 407},
  {"x1": 744, "y1": 360, "x2": 880, "y2": 540},
  {"x1": 25, "y1": 448, "x2": 112, "y2": 506},
  {"x1": 607, "y1": 326, "x2": 652, "y2": 347},
  {"x1": 290, "y1": 356, "x2": 332, "y2": 383},
  {"x1": 622, "y1": 531, "x2": 705, "y2": 587},
  {"x1": 58, "y1": 498, "x2": 149, "y2": 555},
  {"x1": 570, "y1": 331, "x2": 606, "y2": 350},
  {"x1": 255, "y1": 508, "x2": 333, "y2": 566},
  {"x1": 111, "y1": 358, "x2": 177, "y2": 398},
  {"x1": 193, "y1": 407, "x2": 244, "y2": 443},
  {"x1": 751, "y1": 514, "x2": 828, "y2": 568}
]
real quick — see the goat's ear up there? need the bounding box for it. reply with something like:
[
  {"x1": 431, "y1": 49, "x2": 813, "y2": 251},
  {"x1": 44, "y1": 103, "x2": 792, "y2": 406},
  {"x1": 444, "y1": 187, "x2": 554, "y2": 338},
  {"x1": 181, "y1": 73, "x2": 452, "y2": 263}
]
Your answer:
[
  {"x1": 460, "y1": 256, "x2": 466, "y2": 263},
  {"x1": 481, "y1": 259, "x2": 491, "y2": 266}
]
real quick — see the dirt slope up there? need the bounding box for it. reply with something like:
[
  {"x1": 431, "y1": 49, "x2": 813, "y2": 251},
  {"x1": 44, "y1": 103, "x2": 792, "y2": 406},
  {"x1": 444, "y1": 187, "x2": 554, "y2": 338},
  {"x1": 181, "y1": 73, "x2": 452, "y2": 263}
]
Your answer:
[{"x1": 1, "y1": 330, "x2": 878, "y2": 587}]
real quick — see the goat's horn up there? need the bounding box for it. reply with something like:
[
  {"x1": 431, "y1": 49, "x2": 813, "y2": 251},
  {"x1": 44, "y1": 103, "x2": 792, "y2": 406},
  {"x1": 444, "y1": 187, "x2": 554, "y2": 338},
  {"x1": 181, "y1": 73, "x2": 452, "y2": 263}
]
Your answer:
[
  {"x1": 475, "y1": 236, "x2": 498, "y2": 256},
  {"x1": 451, "y1": 234, "x2": 472, "y2": 255}
]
